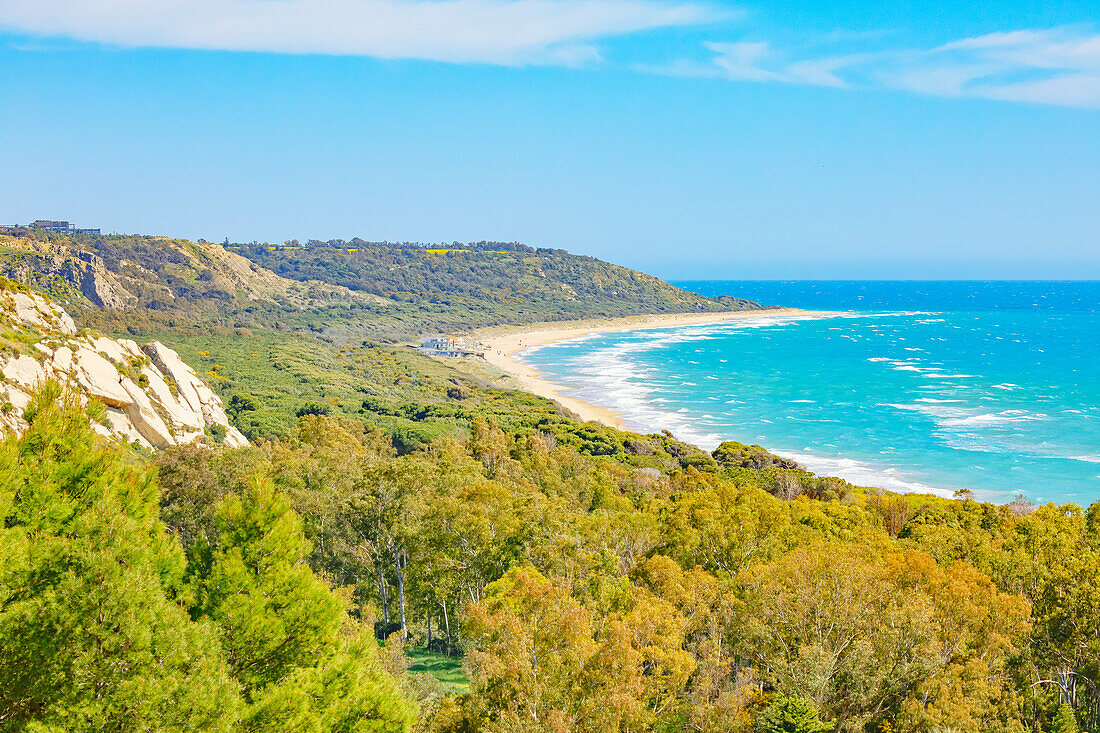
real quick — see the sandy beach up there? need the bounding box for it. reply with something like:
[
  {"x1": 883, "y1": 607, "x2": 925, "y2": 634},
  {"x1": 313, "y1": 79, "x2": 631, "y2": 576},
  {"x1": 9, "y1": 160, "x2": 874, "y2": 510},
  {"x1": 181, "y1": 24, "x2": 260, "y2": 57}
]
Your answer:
[{"x1": 469, "y1": 308, "x2": 834, "y2": 429}]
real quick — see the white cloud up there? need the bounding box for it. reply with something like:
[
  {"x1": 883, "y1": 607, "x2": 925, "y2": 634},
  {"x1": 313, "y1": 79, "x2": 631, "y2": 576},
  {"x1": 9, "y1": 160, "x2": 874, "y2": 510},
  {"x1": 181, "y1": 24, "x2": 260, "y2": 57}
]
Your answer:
[
  {"x1": 703, "y1": 41, "x2": 852, "y2": 87},
  {"x1": 0, "y1": 0, "x2": 716, "y2": 65},
  {"x1": 696, "y1": 26, "x2": 1100, "y2": 108}
]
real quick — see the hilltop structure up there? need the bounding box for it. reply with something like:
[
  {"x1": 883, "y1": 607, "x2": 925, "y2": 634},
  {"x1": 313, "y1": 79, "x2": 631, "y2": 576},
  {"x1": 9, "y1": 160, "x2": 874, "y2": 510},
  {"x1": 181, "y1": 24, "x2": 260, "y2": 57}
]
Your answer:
[{"x1": 28, "y1": 220, "x2": 101, "y2": 235}]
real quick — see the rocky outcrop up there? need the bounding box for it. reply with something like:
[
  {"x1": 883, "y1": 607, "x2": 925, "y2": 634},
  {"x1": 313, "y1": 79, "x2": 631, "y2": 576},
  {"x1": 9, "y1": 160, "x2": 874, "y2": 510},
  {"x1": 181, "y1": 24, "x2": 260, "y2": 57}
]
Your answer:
[
  {"x1": 64, "y1": 252, "x2": 136, "y2": 309},
  {"x1": 0, "y1": 288, "x2": 247, "y2": 450},
  {"x1": 0, "y1": 245, "x2": 136, "y2": 310}
]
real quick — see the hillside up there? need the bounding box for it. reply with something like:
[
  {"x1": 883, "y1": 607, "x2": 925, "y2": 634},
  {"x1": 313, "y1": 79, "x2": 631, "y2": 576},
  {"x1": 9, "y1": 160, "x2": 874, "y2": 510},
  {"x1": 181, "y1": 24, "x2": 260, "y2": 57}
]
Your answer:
[
  {"x1": 0, "y1": 231, "x2": 760, "y2": 339},
  {"x1": 0, "y1": 229, "x2": 383, "y2": 334},
  {"x1": 236, "y1": 241, "x2": 761, "y2": 328}
]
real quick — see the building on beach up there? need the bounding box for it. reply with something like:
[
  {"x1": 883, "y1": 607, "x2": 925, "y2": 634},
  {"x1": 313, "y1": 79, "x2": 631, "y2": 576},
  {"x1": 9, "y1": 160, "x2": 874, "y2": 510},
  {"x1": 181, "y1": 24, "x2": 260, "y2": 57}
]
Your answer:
[{"x1": 416, "y1": 335, "x2": 487, "y2": 358}]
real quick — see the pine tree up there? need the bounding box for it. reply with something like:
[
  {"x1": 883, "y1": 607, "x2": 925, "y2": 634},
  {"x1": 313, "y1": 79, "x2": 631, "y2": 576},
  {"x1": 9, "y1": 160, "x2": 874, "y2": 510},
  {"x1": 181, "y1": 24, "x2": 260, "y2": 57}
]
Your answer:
[
  {"x1": 1052, "y1": 705, "x2": 1080, "y2": 733},
  {"x1": 187, "y1": 478, "x2": 415, "y2": 730},
  {"x1": 756, "y1": 695, "x2": 835, "y2": 733},
  {"x1": 0, "y1": 384, "x2": 240, "y2": 732}
]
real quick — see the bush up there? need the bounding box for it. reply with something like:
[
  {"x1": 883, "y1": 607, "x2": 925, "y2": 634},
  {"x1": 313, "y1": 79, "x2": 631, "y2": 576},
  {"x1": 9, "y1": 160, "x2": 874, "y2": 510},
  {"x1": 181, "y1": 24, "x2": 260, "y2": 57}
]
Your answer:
[
  {"x1": 208, "y1": 424, "x2": 227, "y2": 444},
  {"x1": 446, "y1": 384, "x2": 471, "y2": 400},
  {"x1": 389, "y1": 422, "x2": 439, "y2": 455},
  {"x1": 296, "y1": 401, "x2": 331, "y2": 418}
]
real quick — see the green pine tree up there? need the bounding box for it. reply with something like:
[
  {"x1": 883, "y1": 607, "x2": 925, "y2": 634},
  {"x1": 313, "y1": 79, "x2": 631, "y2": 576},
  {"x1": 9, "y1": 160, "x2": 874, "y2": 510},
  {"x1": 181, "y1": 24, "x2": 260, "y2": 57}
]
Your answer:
[
  {"x1": 0, "y1": 384, "x2": 240, "y2": 732},
  {"x1": 188, "y1": 478, "x2": 415, "y2": 730},
  {"x1": 756, "y1": 695, "x2": 835, "y2": 733},
  {"x1": 1052, "y1": 704, "x2": 1080, "y2": 733}
]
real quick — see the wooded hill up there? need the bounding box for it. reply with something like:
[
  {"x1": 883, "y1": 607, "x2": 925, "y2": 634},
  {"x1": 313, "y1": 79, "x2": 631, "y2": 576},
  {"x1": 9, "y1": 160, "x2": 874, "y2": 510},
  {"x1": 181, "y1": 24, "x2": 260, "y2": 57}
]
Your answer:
[
  {"x1": 234, "y1": 240, "x2": 760, "y2": 326},
  {"x1": 0, "y1": 230, "x2": 760, "y2": 338}
]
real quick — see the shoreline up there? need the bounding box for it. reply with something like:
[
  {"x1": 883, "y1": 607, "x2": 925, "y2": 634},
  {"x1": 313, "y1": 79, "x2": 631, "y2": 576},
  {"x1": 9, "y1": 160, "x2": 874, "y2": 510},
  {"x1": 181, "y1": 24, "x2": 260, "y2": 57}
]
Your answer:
[{"x1": 469, "y1": 308, "x2": 837, "y2": 429}]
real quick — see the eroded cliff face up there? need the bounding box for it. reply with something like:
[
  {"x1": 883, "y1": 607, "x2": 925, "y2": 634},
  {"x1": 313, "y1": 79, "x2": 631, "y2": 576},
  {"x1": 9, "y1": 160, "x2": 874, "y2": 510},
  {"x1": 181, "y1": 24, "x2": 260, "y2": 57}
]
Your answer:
[{"x1": 0, "y1": 288, "x2": 247, "y2": 449}]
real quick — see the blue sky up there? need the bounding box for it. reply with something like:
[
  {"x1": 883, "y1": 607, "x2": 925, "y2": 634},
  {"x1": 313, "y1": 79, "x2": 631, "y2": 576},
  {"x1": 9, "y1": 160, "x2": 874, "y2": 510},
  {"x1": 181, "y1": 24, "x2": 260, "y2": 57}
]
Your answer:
[{"x1": 1, "y1": 0, "x2": 1098, "y2": 278}]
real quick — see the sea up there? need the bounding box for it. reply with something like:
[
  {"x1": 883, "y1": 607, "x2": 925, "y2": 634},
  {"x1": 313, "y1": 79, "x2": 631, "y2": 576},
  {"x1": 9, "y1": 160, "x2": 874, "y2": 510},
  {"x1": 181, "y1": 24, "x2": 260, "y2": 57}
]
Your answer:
[{"x1": 518, "y1": 281, "x2": 1100, "y2": 505}]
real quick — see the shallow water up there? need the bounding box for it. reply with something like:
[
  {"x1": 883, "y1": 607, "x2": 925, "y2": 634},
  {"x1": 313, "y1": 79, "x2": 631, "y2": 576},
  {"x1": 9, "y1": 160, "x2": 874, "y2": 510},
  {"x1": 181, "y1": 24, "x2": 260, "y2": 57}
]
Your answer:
[{"x1": 519, "y1": 281, "x2": 1100, "y2": 505}]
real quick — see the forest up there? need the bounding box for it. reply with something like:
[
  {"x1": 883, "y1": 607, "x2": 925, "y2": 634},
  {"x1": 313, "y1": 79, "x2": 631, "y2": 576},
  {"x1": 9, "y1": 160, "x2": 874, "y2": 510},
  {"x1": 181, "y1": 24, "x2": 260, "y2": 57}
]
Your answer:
[{"x1": 4, "y1": 378, "x2": 1098, "y2": 733}]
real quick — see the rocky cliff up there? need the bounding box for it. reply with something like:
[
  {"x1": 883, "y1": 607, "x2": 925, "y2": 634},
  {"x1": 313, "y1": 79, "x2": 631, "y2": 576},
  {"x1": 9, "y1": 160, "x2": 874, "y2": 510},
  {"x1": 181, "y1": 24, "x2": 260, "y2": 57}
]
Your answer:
[
  {"x1": 0, "y1": 230, "x2": 382, "y2": 317},
  {"x1": 0, "y1": 286, "x2": 247, "y2": 449}
]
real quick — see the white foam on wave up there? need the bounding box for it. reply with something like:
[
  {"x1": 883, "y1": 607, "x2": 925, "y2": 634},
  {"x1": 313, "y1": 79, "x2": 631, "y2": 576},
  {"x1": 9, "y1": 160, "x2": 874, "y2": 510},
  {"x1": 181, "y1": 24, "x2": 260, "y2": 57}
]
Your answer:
[
  {"x1": 886, "y1": 402, "x2": 1045, "y2": 427},
  {"x1": 521, "y1": 306, "x2": 1092, "y2": 501},
  {"x1": 537, "y1": 332, "x2": 731, "y2": 449},
  {"x1": 772, "y1": 449, "x2": 1007, "y2": 502},
  {"x1": 518, "y1": 332, "x2": 601, "y2": 356},
  {"x1": 894, "y1": 364, "x2": 940, "y2": 373}
]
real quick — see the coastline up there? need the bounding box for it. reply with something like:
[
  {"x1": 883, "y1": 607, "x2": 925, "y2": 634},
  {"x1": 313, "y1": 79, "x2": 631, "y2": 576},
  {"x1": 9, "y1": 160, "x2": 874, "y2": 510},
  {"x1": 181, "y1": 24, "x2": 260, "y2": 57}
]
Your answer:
[{"x1": 470, "y1": 308, "x2": 836, "y2": 429}]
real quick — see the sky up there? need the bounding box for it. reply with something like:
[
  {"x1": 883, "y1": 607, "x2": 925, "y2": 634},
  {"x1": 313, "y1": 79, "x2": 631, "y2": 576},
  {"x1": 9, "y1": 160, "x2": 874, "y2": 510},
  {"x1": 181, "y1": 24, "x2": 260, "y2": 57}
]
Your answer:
[{"x1": 1, "y1": 0, "x2": 1098, "y2": 279}]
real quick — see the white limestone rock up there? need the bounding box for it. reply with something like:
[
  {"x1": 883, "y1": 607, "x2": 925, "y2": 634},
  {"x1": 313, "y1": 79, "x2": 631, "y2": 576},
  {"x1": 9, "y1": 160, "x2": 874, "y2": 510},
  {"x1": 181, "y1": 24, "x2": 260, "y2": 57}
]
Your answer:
[
  {"x1": 51, "y1": 346, "x2": 74, "y2": 374},
  {"x1": 0, "y1": 288, "x2": 247, "y2": 450},
  {"x1": 223, "y1": 425, "x2": 249, "y2": 448},
  {"x1": 102, "y1": 407, "x2": 151, "y2": 448},
  {"x1": 6, "y1": 292, "x2": 77, "y2": 335},
  {"x1": 2, "y1": 355, "x2": 48, "y2": 390},
  {"x1": 142, "y1": 342, "x2": 204, "y2": 414},
  {"x1": 120, "y1": 377, "x2": 177, "y2": 448},
  {"x1": 72, "y1": 347, "x2": 132, "y2": 408}
]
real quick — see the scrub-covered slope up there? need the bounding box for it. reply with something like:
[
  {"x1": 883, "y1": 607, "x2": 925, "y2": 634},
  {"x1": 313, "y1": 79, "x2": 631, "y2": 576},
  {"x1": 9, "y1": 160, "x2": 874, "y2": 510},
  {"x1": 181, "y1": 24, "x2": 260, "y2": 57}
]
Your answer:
[{"x1": 237, "y1": 241, "x2": 762, "y2": 327}]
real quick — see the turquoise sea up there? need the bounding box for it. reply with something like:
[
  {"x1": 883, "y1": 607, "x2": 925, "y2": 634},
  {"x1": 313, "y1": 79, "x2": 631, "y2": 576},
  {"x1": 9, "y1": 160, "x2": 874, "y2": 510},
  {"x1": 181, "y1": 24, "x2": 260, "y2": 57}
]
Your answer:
[{"x1": 518, "y1": 282, "x2": 1100, "y2": 505}]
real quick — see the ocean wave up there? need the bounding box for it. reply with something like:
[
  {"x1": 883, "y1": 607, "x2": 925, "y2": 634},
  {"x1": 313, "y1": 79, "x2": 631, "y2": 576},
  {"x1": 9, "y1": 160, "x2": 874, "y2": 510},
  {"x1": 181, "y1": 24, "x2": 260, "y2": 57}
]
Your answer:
[
  {"x1": 772, "y1": 450, "x2": 1007, "y2": 502},
  {"x1": 886, "y1": 402, "x2": 1045, "y2": 426},
  {"x1": 521, "y1": 304, "x2": 1098, "y2": 502}
]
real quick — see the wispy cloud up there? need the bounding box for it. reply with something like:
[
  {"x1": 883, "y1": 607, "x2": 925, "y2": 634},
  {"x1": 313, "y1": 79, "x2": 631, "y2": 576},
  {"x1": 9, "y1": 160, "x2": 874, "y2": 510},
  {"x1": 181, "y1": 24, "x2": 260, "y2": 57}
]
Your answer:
[
  {"x1": 4, "y1": 1, "x2": 1097, "y2": 107},
  {"x1": 702, "y1": 41, "x2": 857, "y2": 87},
  {"x1": 0, "y1": 0, "x2": 717, "y2": 65},
  {"x1": 691, "y1": 26, "x2": 1100, "y2": 107}
]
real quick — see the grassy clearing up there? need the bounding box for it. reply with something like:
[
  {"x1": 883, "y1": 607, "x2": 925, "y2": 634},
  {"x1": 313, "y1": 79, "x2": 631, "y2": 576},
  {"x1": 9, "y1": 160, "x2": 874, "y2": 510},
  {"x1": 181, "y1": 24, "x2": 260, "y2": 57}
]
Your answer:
[{"x1": 406, "y1": 648, "x2": 469, "y2": 695}]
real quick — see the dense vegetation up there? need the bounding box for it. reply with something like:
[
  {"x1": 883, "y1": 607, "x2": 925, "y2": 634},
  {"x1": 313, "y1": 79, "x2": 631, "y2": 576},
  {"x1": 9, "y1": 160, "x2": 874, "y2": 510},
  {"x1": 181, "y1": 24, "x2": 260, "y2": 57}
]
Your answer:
[
  {"x1": 234, "y1": 241, "x2": 760, "y2": 328},
  {"x1": 0, "y1": 386, "x2": 413, "y2": 732},
  {"x1": 5, "y1": 379, "x2": 1099, "y2": 732},
  {"x1": 1, "y1": 230, "x2": 1096, "y2": 732}
]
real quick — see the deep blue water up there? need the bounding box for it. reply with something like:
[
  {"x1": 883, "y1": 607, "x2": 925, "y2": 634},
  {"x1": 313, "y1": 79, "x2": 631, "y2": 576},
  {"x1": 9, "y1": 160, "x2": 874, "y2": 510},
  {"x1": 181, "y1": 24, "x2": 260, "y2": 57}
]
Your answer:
[{"x1": 520, "y1": 281, "x2": 1100, "y2": 505}]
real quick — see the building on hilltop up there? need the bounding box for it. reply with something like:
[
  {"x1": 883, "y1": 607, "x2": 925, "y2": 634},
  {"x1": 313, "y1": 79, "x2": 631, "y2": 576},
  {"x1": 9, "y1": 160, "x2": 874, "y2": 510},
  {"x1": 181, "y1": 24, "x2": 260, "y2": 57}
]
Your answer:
[{"x1": 29, "y1": 220, "x2": 101, "y2": 235}]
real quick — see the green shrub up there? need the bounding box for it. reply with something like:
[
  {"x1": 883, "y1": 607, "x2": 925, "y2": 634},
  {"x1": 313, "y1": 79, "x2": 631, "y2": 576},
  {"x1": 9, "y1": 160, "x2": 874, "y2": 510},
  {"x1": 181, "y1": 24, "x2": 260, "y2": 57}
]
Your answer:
[{"x1": 296, "y1": 401, "x2": 331, "y2": 418}]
